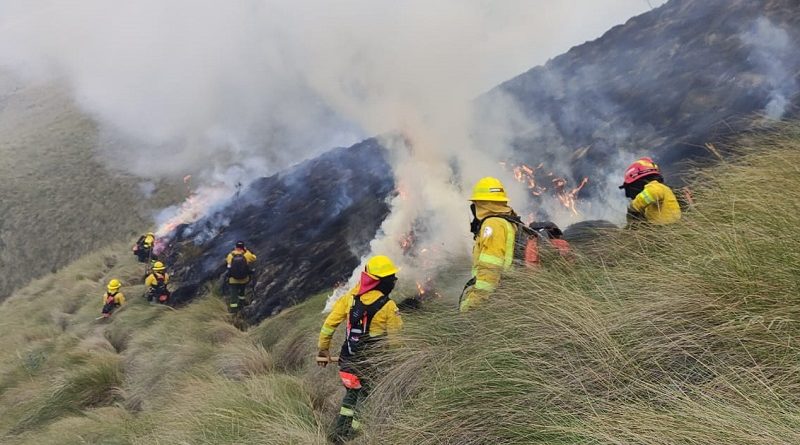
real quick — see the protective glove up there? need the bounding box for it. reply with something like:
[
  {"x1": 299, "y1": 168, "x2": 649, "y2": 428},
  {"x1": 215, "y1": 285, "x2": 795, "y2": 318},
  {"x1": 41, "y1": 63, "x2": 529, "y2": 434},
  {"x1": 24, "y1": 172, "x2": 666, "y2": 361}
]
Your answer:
[{"x1": 316, "y1": 349, "x2": 331, "y2": 367}]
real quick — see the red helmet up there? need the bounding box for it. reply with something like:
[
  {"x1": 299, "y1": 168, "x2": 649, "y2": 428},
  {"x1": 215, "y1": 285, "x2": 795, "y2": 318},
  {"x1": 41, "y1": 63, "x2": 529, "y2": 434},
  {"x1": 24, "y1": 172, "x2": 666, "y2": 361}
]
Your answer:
[{"x1": 619, "y1": 157, "x2": 660, "y2": 188}]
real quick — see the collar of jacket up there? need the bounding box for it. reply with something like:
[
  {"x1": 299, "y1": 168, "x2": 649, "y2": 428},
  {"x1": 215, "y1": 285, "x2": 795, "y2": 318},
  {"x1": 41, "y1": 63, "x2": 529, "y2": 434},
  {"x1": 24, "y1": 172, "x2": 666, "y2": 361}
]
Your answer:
[
  {"x1": 474, "y1": 201, "x2": 514, "y2": 220},
  {"x1": 353, "y1": 289, "x2": 386, "y2": 305}
]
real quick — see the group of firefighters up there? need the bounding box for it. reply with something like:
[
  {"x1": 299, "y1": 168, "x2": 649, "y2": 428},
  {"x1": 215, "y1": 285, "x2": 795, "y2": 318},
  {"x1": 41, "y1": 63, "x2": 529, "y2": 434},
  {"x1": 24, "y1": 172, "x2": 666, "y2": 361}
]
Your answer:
[
  {"x1": 97, "y1": 156, "x2": 681, "y2": 442},
  {"x1": 100, "y1": 235, "x2": 259, "y2": 318},
  {"x1": 316, "y1": 156, "x2": 682, "y2": 441}
]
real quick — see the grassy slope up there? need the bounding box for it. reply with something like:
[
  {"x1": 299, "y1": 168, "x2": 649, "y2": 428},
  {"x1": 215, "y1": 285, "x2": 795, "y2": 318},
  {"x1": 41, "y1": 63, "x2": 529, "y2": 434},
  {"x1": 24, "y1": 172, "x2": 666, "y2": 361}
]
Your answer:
[
  {"x1": 0, "y1": 75, "x2": 182, "y2": 299},
  {"x1": 364, "y1": 127, "x2": 800, "y2": 444},
  {"x1": 0, "y1": 127, "x2": 798, "y2": 444}
]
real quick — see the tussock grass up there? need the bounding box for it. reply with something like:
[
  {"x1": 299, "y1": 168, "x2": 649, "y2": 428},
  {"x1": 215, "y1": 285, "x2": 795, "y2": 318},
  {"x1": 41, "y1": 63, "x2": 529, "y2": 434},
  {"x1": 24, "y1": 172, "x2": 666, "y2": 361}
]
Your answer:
[
  {"x1": 363, "y1": 127, "x2": 800, "y2": 444},
  {"x1": 1, "y1": 126, "x2": 799, "y2": 444}
]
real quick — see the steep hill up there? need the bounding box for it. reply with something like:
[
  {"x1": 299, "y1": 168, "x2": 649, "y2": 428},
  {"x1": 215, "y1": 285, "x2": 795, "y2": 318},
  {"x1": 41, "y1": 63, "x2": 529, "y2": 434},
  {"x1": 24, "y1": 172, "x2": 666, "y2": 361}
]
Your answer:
[
  {"x1": 0, "y1": 124, "x2": 797, "y2": 445},
  {"x1": 166, "y1": 0, "x2": 800, "y2": 322},
  {"x1": 496, "y1": 0, "x2": 800, "y2": 186},
  {"x1": 0, "y1": 74, "x2": 183, "y2": 299}
]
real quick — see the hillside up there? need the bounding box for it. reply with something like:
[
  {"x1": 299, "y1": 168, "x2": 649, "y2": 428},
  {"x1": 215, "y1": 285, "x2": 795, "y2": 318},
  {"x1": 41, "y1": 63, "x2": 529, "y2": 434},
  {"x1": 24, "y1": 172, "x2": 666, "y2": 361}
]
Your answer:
[
  {"x1": 0, "y1": 126, "x2": 798, "y2": 444},
  {"x1": 0, "y1": 74, "x2": 183, "y2": 299},
  {"x1": 160, "y1": 0, "x2": 800, "y2": 323},
  {"x1": 496, "y1": 0, "x2": 800, "y2": 184}
]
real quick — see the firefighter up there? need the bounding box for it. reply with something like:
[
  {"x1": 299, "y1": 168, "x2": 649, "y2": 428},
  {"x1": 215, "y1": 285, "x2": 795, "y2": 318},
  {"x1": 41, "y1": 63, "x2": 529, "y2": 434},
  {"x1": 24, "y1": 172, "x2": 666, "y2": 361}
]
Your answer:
[
  {"x1": 225, "y1": 241, "x2": 257, "y2": 313},
  {"x1": 133, "y1": 232, "x2": 156, "y2": 263},
  {"x1": 461, "y1": 177, "x2": 520, "y2": 312},
  {"x1": 316, "y1": 255, "x2": 403, "y2": 442},
  {"x1": 100, "y1": 279, "x2": 126, "y2": 318},
  {"x1": 144, "y1": 261, "x2": 170, "y2": 304},
  {"x1": 619, "y1": 157, "x2": 681, "y2": 225}
]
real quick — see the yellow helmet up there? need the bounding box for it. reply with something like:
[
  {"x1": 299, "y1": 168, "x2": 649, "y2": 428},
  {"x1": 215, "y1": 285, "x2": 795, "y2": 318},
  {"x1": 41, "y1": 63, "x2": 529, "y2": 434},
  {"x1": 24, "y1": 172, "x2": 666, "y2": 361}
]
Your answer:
[
  {"x1": 470, "y1": 177, "x2": 508, "y2": 202},
  {"x1": 152, "y1": 261, "x2": 166, "y2": 272},
  {"x1": 365, "y1": 255, "x2": 399, "y2": 278},
  {"x1": 147, "y1": 232, "x2": 155, "y2": 237},
  {"x1": 107, "y1": 279, "x2": 122, "y2": 292}
]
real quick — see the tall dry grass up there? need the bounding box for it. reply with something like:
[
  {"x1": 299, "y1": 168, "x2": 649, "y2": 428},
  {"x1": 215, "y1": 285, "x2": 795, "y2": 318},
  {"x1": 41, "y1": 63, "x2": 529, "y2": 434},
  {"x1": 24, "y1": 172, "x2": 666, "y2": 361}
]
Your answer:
[{"x1": 362, "y1": 126, "x2": 800, "y2": 444}]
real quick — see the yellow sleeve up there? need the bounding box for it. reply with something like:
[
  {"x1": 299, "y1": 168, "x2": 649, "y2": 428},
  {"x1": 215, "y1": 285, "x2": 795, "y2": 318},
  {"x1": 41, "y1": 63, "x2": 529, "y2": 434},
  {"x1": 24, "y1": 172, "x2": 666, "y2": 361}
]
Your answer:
[
  {"x1": 463, "y1": 219, "x2": 512, "y2": 311},
  {"x1": 631, "y1": 182, "x2": 665, "y2": 213},
  {"x1": 474, "y1": 219, "x2": 510, "y2": 291},
  {"x1": 145, "y1": 274, "x2": 155, "y2": 287},
  {"x1": 245, "y1": 251, "x2": 257, "y2": 263},
  {"x1": 102, "y1": 293, "x2": 108, "y2": 305},
  {"x1": 226, "y1": 252, "x2": 233, "y2": 267},
  {"x1": 318, "y1": 294, "x2": 352, "y2": 351},
  {"x1": 116, "y1": 293, "x2": 126, "y2": 305},
  {"x1": 164, "y1": 274, "x2": 170, "y2": 285}
]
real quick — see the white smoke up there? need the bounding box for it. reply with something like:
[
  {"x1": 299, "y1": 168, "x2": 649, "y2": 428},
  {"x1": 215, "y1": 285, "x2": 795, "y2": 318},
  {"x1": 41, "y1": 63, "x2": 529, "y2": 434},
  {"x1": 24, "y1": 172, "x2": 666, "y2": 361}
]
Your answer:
[
  {"x1": 0, "y1": 0, "x2": 665, "y2": 305},
  {"x1": 742, "y1": 17, "x2": 798, "y2": 120}
]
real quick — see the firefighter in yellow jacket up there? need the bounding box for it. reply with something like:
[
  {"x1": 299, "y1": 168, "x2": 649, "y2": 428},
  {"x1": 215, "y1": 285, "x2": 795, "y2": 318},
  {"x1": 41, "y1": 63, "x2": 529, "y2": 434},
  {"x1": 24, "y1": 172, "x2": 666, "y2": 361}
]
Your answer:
[
  {"x1": 144, "y1": 261, "x2": 170, "y2": 304},
  {"x1": 619, "y1": 157, "x2": 681, "y2": 225},
  {"x1": 461, "y1": 177, "x2": 519, "y2": 312},
  {"x1": 225, "y1": 241, "x2": 257, "y2": 312},
  {"x1": 101, "y1": 279, "x2": 126, "y2": 318},
  {"x1": 133, "y1": 232, "x2": 156, "y2": 263},
  {"x1": 316, "y1": 255, "x2": 403, "y2": 442}
]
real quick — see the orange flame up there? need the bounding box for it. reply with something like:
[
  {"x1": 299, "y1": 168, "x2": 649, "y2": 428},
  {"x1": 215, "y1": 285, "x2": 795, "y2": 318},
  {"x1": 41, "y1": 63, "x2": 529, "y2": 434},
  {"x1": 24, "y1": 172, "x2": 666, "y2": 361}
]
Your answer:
[{"x1": 502, "y1": 161, "x2": 589, "y2": 215}]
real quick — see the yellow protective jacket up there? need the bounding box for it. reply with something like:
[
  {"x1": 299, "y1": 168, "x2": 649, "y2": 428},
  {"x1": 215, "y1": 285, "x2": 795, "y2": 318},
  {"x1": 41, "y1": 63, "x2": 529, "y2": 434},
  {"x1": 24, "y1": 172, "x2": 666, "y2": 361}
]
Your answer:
[
  {"x1": 145, "y1": 272, "x2": 169, "y2": 288},
  {"x1": 629, "y1": 180, "x2": 681, "y2": 225},
  {"x1": 102, "y1": 291, "x2": 126, "y2": 307},
  {"x1": 226, "y1": 249, "x2": 257, "y2": 284},
  {"x1": 318, "y1": 288, "x2": 403, "y2": 351},
  {"x1": 461, "y1": 202, "x2": 517, "y2": 312}
]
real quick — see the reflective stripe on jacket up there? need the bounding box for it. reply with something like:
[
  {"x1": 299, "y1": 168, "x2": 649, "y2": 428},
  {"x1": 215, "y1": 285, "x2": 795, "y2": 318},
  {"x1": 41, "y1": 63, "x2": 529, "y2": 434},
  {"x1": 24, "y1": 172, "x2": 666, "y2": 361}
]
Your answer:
[
  {"x1": 630, "y1": 180, "x2": 681, "y2": 225},
  {"x1": 461, "y1": 216, "x2": 516, "y2": 311},
  {"x1": 318, "y1": 288, "x2": 403, "y2": 351}
]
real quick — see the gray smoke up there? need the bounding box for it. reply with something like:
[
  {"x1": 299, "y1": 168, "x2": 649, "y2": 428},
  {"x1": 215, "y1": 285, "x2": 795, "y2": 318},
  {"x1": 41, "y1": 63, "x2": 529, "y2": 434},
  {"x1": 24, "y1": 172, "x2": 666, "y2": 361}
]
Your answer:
[
  {"x1": 742, "y1": 17, "x2": 797, "y2": 120},
  {"x1": 0, "y1": 0, "x2": 665, "y2": 301}
]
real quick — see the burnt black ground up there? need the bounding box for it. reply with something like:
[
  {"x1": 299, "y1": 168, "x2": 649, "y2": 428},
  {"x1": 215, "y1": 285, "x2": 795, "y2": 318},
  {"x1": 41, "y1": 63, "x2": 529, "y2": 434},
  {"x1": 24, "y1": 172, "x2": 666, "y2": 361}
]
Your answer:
[{"x1": 165, "y1": 139, "x2": 393, "y2": 323}]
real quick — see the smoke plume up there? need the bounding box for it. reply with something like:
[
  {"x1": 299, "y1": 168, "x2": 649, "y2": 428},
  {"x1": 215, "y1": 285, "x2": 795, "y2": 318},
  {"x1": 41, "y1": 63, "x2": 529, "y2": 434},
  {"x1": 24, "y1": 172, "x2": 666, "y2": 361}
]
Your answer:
[
  {"x1": 0, "y1": 0, "x2": 665, "y2": 302},
  {"x1": 741, "y1": 17, "x2": 798, "y2": 120}
]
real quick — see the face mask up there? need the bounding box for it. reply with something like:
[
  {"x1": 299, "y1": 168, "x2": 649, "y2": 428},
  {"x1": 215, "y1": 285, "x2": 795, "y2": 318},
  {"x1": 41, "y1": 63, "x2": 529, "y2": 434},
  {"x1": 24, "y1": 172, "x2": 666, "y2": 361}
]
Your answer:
[{"x1": 376, "y1": 275, "x2": 397, "y2": 295}]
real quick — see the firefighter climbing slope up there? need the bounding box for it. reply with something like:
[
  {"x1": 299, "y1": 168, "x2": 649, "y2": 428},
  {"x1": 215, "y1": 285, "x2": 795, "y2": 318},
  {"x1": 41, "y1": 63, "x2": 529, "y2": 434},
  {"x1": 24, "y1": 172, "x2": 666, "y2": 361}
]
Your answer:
[
  {"x1": 316, "y1": 255, "x2": 403, "y2": 442},
  {"x1": 145, "y1": 261, "x2": 170, "y2": 304},
  {"x1": 225, "y1": 241, "x2": 257, "y2": 313},
  {"x1": 619, "y1": 157, "x2": 681, "y2": 225},
  {"x1": 100, "y1": 279, "x2": 126, "y2": 318},
  {"x1": 461, "y1": 177, "x2": 520, "y2": 312}
]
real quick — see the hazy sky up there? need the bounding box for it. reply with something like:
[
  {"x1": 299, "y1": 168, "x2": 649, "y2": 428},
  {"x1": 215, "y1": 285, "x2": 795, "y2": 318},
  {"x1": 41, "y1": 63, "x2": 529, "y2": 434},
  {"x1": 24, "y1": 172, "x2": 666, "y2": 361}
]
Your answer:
[{"x1": 0, "y1": 0, "x2": 667, "y2": 177}]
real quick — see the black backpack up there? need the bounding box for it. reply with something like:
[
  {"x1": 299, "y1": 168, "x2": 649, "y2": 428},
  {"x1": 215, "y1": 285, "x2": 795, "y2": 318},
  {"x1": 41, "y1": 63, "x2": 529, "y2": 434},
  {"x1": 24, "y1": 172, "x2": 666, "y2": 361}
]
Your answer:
[
  {"x1": 340, "y1": 294, "x2": 390, "y2": 359},
  {"x1": 229, "y1": 252, "x2": 250, "y2": 280}
]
